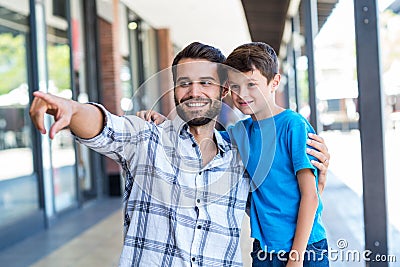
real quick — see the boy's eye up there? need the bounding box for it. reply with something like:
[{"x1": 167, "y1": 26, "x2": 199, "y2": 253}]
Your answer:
[
  {"x1": 248, "y1": 82, "x2": 257, "y2": 88},
  {"x1": 230, "y1": 84, "x2": 240, "y2": 91}
]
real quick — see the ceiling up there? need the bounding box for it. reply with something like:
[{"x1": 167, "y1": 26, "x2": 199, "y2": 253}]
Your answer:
[
  {"x1": 388, "y1": 0, "x2": 400, "y2": 13},
  {"x1": 121, "y1": 0, "x2": 252, "y2": 55},
  {"x1": 241, "y1": 0, "x2": 339, "y2": 55},
  {"x1": 114, "y1": 0, "x2": 338, "y2": 57}
]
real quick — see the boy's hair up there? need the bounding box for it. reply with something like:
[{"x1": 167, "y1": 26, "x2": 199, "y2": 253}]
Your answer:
[
  {"x1": 172, "y1": 42, "x2": 227, "y2": 86},
  {"x1": 224, "y1": 42, "x2": 279, "y2": 83}
]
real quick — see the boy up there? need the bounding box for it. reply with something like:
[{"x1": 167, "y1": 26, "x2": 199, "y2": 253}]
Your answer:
[
  {"x1": 223, "y1": 42, "x2": 328, "y2": 266},
  {"x1": 136, "y1": 42, "x2": 330, "y2": 266}
]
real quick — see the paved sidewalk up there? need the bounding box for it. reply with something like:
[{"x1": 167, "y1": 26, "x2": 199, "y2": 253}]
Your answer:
[
  {"x1": 27, "y1": 208, "x2": 254, "y2": 267},
  {"x1": 0, "y1": 197, "x2": 122, "y2": 267},
  {"x1": 3, "y1": 128, "x2": 400, "y2": 267},
  {"x1": 24, "y1": 171, "x2": 391, "y2": 267},
  {"x1": 31, "y1": 210, "x2": 123, "y2": 267}
]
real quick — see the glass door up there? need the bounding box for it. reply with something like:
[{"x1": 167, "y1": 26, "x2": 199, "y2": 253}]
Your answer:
[{"x1": 0, "y1": 1, "x2": 42, "y2": 249}]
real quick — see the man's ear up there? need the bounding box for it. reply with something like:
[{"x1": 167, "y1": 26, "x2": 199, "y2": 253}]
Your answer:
[{"x1": 221, "y1": 81, "x2": 230, "y2": 98}]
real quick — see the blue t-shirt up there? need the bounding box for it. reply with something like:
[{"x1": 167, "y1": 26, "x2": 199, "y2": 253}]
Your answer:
[{"x1": 221, "y1": 109, "x2": 326, "y2": 252}]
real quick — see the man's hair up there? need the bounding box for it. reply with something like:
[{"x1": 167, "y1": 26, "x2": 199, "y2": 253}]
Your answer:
[
  {"x1": 224, "y1": 42, "x2": 279, "y2": 83},
  {"x1": 172, "y1": 42, "x2": 227, "y2": 85}
]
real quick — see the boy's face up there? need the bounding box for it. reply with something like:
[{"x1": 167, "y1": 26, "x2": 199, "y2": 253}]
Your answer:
[
  {"x1": 228, "y1": 69, "x2": 280, "y2": 120},
  {"x1": 174, "y1": 58, "x2": 228, "y2": 126}
]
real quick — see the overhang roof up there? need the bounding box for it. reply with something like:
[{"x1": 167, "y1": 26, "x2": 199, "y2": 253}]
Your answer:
[
  {"x1": 119, "y1": 0, "x2": 252, "y2": 55},
  {"x1": 101, "y1": 0, "x2": 338, "y2": 57},
  {"x1": 388, "y1": 0, "x2": 400, "y2": 13},
  {"x1": 241, "y1": 0, "x2": 339, "y2": 55}
]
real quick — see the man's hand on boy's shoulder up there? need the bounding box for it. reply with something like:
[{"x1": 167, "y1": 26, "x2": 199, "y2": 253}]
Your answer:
[
  {"x1": 136, "y1": 110, "x2": 167, "y2": 125},
  {"x1": 306, "y1": 133, "x2": 330, "y2": 194}
]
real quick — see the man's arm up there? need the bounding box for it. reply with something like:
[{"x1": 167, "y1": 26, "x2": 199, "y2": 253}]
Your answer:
[
  {"x1": 287, "y1": 169, "x2": 319, "y2": 267},
  {"x1": 30, "y1": 91, "x2": 104, "y2": 139}
]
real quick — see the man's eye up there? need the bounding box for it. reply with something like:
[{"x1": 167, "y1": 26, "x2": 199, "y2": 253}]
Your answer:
[
  {"x1": 179, "y1": 81, "x2": 191, "y2": 87},
  {"x1": 200, "y1": 80, "x2": 213, "y2": 86},
  {"x1": 248, "y1": 83, "x2": 257, "y2": 88}
]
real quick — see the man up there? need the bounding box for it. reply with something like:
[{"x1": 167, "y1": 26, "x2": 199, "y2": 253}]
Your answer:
[{"x1": 30, "y1": 42, "x2": 330, "y2": 266}]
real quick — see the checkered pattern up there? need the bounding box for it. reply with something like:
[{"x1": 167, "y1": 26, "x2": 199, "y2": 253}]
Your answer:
[{"x1": 76, "y1": 105, "x2": 250, "y2": 267}]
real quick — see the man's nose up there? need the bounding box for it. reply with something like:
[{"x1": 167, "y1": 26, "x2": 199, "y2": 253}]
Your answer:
[{"x1": 188, "y1": 82, "x2": 203, "y2": 97}]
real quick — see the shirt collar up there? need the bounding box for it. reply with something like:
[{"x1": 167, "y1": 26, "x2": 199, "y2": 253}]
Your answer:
[
  {"x1": 171, "y1": 115, "x2": 191, "y2": 138},
  {"x1": 213, "y1": 128, "x2": 230, "y2": 156},
  {"x1": 171, "y1": 115, "x2": 232, "y2": 156}
]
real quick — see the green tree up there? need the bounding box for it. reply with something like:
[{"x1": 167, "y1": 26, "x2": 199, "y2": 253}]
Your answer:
[
  {"x1": 0, "y1": 33, "x2": 27, "y2": 95},
  {"x1": 48, "y1": 44, "x2": 71, "y2": 91},
  {"x1": 380, "y1": 11, "x2": 400, "y2": 72}
]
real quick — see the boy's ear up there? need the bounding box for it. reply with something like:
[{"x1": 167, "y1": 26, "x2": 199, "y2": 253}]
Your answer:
[
  {"x1": 271, "y1": 74, "x2": 281, "y2": 91},
  {"x1": 221, "y1": 81, "x2": 229, "y2": 98}
]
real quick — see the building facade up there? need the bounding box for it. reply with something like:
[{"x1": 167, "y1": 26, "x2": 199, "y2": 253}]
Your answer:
[{"x1": 0, "y1": 0, "x2": 173, "y2": 250}]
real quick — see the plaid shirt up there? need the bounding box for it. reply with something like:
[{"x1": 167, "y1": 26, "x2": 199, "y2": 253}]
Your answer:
[{"x1": 76, "y1": 105, "x2": 250, "y2": 267}]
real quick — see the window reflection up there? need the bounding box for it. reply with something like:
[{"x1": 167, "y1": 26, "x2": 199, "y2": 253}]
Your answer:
[
  {"x1": 380, "y1": 4, "x2": 400, "y2": 259},
  {"x1": 126, "y1": 12, "x2": 160, "y2": 114},
  {"x1": 71, "y1": 0, "x2": 95, "y2": 200},
  {"x1": 46, "y1": 3, "x2": 77, "y2": 212},
  {"x1": 0, "y1": 4, "x2": 39, "y2": 227}
]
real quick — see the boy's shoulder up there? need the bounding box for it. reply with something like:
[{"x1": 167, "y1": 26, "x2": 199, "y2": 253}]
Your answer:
[
  {"x1": 224, "y1": 117, "x2": 252, "y2": 133},
  {"x1": 280, "y1": 110, "x2": 313, "y2": 128},
  {"x1": 219, "y1": 117, "x2": 252, "y2": 143},
  {"x1": 232, "y1": 117, "x2": 253, "y2": 129}
]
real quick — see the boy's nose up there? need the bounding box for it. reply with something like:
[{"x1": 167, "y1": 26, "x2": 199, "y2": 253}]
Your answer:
[{"x1": 237, "y1": 86, "x2": 249, "y2": 97}]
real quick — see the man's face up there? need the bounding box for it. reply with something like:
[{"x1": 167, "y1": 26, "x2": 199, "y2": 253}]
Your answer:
[{"x1": 174, "y1": 58, "x2": 225, "y2": 126}]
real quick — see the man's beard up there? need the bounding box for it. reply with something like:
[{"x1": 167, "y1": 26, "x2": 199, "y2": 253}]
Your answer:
[{"x1": 175, "y1": 96, "x2": 222, "y2": 127}]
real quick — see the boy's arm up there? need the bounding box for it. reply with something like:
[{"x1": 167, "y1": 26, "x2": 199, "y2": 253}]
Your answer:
[
  {"x1": 136, "y1": 110, "x2": 167, "y2": 124},
  {"x1": 287, "y1": 168, "x2": 319, "y2": 267},
  {"x1": 30, "y1": 91, "x2": 104, "y2": 139}
]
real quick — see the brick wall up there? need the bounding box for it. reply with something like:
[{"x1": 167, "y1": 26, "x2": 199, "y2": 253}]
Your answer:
[
  {"x1": 98, "y1": 18, "x2": 122, "y2": 116},
  {"x1": 98, "y1": 17, "x2": 121, "y2": 175},
  {"x1": 157, "y1": 29, "x2": 175, "y2": 117}
]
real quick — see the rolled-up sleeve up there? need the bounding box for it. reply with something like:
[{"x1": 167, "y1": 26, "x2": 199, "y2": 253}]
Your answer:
[{"x1": 75, "y1": 103, "x2": 150, "y2": 165}]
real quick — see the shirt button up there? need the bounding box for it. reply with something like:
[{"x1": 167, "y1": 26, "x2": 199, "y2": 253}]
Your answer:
[
  {"x1": 196, "y1": 199, "x2": 200, "y2": 203},
  {"x1": 192, "y1": 257, "x2": 196, "y2": 262},
  {"x1": 197, "y1": 225, "x2": 202, "y2": 229},
  {"x1": 198, "y1": 172, "x2": 202, "y2": 175},
  {"x1": 192, "y1": 143, "x2": 196, "y2": 147}
]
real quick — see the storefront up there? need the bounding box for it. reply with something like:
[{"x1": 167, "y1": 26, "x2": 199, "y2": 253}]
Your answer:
[{"x1": 0, "y1": 0, "x2": 166, "y2": 250}]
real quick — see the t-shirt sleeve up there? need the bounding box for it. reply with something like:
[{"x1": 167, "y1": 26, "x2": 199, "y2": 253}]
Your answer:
[{"x1": 287, "y1": 121, "x2": 318, "y2": 179}]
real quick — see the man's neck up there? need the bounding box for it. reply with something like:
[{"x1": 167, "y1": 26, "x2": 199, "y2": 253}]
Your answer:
[{"x1": 189, "y1": 121, "x2": 218, "y2": 167}]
